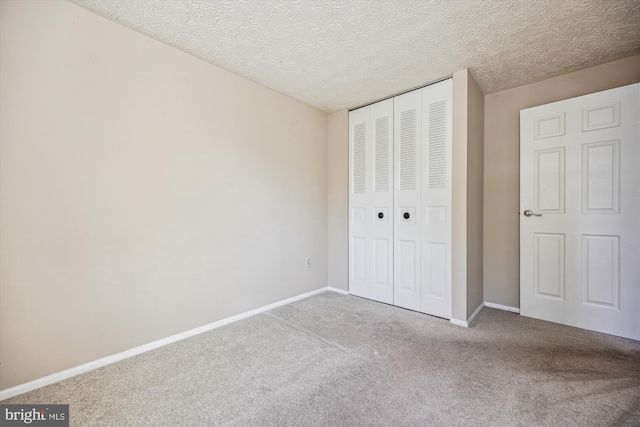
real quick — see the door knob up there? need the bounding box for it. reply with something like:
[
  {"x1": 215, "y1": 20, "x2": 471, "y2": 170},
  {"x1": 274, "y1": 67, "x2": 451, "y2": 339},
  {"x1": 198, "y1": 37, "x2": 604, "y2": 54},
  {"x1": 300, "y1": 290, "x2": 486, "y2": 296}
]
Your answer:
[
  {"x1": 523, "y1": 209, "x2": 542, "y2": 217},
  {"x1": 403, "y1": 212, "x2": 410, "y2": 219},
  {"x1": 378, "y1": 212, "x2": 384, "y2": 219}
]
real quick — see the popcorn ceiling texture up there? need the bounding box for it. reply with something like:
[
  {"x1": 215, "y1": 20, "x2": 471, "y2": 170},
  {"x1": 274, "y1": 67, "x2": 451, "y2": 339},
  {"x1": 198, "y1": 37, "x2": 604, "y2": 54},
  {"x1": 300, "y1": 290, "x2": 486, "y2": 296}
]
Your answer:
[{"x1": 68, "y1": 0, "x2": 640, "y2": 112}]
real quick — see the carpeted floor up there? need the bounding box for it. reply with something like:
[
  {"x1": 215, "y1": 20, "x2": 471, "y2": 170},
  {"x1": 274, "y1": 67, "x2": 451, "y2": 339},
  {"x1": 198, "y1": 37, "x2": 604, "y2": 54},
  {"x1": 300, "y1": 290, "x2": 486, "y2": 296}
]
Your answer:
[{"x1": 5, "y1": 292, "x2": 640, "y2": 426}]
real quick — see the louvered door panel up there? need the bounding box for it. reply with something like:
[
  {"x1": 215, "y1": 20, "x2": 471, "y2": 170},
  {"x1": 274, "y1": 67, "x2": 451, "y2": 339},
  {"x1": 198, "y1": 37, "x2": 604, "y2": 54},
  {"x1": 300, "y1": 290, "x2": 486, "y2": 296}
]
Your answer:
[
  {"x1": 369, "y1": 99, "x2": 394, "y2": 303},
  {"x1": 399, "y1": 109, "x2": 417, "y2": 191},
  {"x1": 394, "y1": 90, "x2": 422, "y2": 311},
  {"x1": 375, "y1": 117, "x2": 390, "y2": 192},
  {"x1": 427, "y1": 101, "x2": 447, "y2": 189},
  {"x1": 348, "y1": 107, "x2": 370, "y2": 299},
  {"x1": 352, "y1": 123, "x2": 366, "y2": 194},
  {"x1": 421, "y1": 79, "x2": 453, "y2": 319}
]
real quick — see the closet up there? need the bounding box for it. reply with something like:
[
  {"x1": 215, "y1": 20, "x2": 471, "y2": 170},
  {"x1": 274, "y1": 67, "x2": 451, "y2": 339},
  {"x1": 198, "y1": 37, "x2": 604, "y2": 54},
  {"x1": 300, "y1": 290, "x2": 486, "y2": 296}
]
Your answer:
[{"x1": 349, "y1": 79, "x2": 452, "y2": 319}]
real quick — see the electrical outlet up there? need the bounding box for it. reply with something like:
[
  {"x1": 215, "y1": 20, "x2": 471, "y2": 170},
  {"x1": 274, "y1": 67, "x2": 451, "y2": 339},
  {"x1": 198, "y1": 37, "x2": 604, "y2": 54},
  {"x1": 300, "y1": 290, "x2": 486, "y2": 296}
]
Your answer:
[{"x1": 305, "y1": 257, "x2": 311, "y2": 268}]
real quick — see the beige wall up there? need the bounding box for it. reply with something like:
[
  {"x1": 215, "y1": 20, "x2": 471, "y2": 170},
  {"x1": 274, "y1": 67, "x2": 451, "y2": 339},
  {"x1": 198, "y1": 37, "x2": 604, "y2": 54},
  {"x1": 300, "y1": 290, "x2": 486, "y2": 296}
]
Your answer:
[
  {"x1": 451, "y1": 71, "x2": 469, "y2": 321},
  {"x1": 466, "y1": 72, "x2": 484, "y2": 319},
  {"x1": 452, "y1": 70, "x2": 485, "y2": 322},
  {"x1": 0, "y1": 0, "x2": 328, "y2": 390},
  {"x1": 327, "y1": 110, "x2": 349, "y2": 290},
  {"x1": 483, "y1": 55, "x2": 640, "y2": 308}
]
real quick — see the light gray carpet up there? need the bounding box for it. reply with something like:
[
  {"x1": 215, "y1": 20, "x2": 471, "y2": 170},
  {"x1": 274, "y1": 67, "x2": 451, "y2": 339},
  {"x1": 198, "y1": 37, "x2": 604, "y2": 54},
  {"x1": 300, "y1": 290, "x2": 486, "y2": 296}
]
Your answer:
[{"x1": 5, "y1": 292, "x2": 640, "y2": 426}]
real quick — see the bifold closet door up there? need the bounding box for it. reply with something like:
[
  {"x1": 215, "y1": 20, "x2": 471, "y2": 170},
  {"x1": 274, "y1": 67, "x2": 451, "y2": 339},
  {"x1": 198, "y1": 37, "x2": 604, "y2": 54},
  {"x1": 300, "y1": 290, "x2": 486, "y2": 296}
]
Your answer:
[
  {"x1": 349, "y1": 78, "x2": 453, "y2": 317},
  {"x1": 348, "y1": 99, "x2": 394, "y2": 304},
  {"x1": 393, "y1": 90, "x2": 422, "y2": 311},
  {"x1": 393, "y1": 80, "x2": 453, "y2": 316}
]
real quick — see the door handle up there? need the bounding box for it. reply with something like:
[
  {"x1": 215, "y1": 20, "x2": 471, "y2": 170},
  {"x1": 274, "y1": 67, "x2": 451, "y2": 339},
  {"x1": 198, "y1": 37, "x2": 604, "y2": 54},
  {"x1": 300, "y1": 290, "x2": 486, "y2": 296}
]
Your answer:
[{"x1": 523, "y1": 209, "x2": 542, "y2": 217}]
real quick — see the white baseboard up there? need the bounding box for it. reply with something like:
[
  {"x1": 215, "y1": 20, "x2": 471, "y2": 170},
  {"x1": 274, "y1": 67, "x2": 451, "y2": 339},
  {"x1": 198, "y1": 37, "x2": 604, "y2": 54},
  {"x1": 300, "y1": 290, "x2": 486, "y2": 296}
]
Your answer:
[
  {"x1": 327, "y1": 286, "x2": 349, "y2": 295},
  {"x1": 484, "y1": 301, "x2": 520, "y2": 314},
  {"x1": 0, "y1": 286, "x2": 330, "y2": 401},
  {"x1": 449, "y1": 302, "x2": 485, "y2": 328},
  {"x1": 467, "y1": 302, "x2": 485, "y2": 326},
  {"x1": 449, "y1": 318, "x2": 468, "y2": 327}
]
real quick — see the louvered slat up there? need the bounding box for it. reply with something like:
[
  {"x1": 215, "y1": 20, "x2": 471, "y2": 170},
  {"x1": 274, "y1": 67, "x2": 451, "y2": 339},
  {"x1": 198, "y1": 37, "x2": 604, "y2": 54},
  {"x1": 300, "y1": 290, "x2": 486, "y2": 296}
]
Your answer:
[
  {"x1": 428, "y1": 101, "x2": 446, "y2": 189},
  {"x1": 353, "y1": 122, "x2": 366, "y2": 194},
  {"x1": 375, "y1": 117, "x2": 389, "y2": 192},
  {"x1": 399, "y1": 109, "x2": 416, "y2": 190}
]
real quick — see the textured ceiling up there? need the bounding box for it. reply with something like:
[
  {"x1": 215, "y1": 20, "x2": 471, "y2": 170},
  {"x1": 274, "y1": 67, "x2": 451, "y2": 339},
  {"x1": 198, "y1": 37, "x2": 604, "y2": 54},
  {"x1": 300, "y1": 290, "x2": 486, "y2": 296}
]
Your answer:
[{"x1": 68, "y1": 0, "x2": 640, "y2": 112}]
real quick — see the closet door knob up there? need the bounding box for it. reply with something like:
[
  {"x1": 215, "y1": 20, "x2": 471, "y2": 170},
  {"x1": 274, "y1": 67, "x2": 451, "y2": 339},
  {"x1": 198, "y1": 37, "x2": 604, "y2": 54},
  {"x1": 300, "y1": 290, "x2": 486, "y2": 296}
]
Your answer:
[
  {"x1": 378, "y1": 212, "x2": 384, "y2": 219},
  {"x1": 403, "y1": 212, "x2": 410, "y2": 219}
]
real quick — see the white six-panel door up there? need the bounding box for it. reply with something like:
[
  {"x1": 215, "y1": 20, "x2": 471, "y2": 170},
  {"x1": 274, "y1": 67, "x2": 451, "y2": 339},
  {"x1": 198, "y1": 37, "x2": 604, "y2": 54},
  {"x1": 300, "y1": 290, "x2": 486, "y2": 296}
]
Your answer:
[
  {"x1": 520, "y1": 83, "x2": 640, "y2": 340},
  {"x1": 349, "y1": 99, "x2": 394, "y2": 304},
  {"x1": 349, "y1": 79, "x2": 453, "y2": 319}
]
